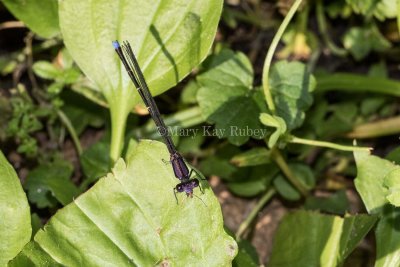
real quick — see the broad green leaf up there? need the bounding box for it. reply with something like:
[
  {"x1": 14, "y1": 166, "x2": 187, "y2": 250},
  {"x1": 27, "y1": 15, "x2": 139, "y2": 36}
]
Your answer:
[
  {"x1": 304, "y1": 190, "x2": 349, "y2": 215},
  {"x1": 375, "y1": 205, "x2": 400, "y2": 267},
  {"x1": 386, "y1": 146, "x2": 400, "y2": 164},
  {"x1": 343, "y1": 26, "x2": 391, "y2": 61},
  {"x1": 383, "y1": 168, "x2": 400, "y2": 206},
  {"x1": 197, "y1": 49, "x2": 267, "y2": 145},
  {"x1": 227, "y1": 165, "x2": 278, "y2": 197},
  {"x1": 199, "y1": 144, "x2": 241, "y2": 180},
  {"x1": 0, "y1": 151, "x2": 31, "y2": 266},
  {"x1": 354, "y1": 151, "x2": 400, "y2": 267},
  {"x1": 1, "y1": 0, "x2": 59, "y2": 38},
  {"x1": 59, "y1": 0, "x2": 222, "y2": 120},
  {"x1": 268, "y1": 210, "x2": 377, "y2": 267},
  {"x1": 181, "y1": 80, "x2": 201, "y2": 104},
  {"x1": 273, "y1": 163, "x2": 315, "y2": 201},
  {"x1": 9, "y1": 242, "x2": 61, "y2": 267},
  {"x1": 269, "y1": 60, "x2": 316, "y2": 131},
  {"x1": 31, "y1": 140, "x2": 237, "y2": 266},
  {"x1": 24, "y1": 159, "x2": 79, "y2": 208},
  {"x1": 259, "y1": 113, "x2": 287, "y2": 148},
  {"x1": 230, "y1": 148, "x2": 271, "y2": 167},
  {"x1": 233, "y1": 240, "x2": 259, "y2": 267},
  {"x1": 354, "y1": 151, "x2": 397, "y2": 213},
  {"x1": 80, "y1": 140, "x2": 111, "y2": 187}
]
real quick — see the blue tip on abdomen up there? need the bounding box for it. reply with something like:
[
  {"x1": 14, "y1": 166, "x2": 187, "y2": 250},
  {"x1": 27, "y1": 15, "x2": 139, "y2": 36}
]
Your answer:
[{"x1": 112, "y1": 40, "x2": 120, "y2": 49}]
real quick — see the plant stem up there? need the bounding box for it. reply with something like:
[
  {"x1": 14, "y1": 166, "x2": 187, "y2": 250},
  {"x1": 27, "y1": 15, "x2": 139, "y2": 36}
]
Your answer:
[
  {"x1": 262, "y1": 0, "x2": 303, "y2": 113},
  {"x1": 346, "y1": 116, "x2": 400, "y2": 139},
  {"x1": 316, "y1": 73, "x2": 400, "y2": 96},
  {"x1": 315, "y1": 0, "x2": 347, "y2": 57},
  {"x1": 109, "y1": 104, "x2": 129, "y2": 165},
  {"x1": 271, "y1": 147, "x2": 308, "y2": 196},
  {"x1": 236, "y1": 188, "x2": 276, "y2": 239},
  {"x1": 57, "y1": 110, "x2": 83, "y2": 155},
  {"x1": 288, "y1": 135, "x2": 372, "y2": 152}
]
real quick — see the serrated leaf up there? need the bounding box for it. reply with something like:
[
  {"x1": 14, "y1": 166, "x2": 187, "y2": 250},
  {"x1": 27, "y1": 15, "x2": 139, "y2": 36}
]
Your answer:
[
  {"x1": 343, "y1": 25, "x2": 391, "y2": 61},
  {"x1": 269, "y1": 60, "x2": 316, "y2": 131},
  {"x1": 268, "y1": 210, "x2": 377, "y2": 267},
  {"x1": 197, "y1": 49, "x2": 267, "y2": 145},
  {"x1": 29, "y1": 140, "x2": 237, "y2": 266},
  {"x1": 259, "y1": 113, "x2": 287, "y2": 148},
  {"x1": 0, "y1": 151, "x2": 31, "y2": 265},
  {"x1": 230, "y1": 147, "x2": 271, "y2": 167},
  {"x1": 59, "y1": 0, "x2": 222, "y2": 120},
  {"x1": 1, "y1": 0, "x2": 59, "y2": 38},
  {"x1": 354, "y1": 150, "x2": 400, "y2": 267},
  {"x1": 24, "y1": 160, "x2": 79, "y2": 208}
]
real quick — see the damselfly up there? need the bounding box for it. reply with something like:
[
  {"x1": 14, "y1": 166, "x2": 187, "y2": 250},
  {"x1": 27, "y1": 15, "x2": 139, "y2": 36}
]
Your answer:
[{"x1": 113, "y1": 40, "x2": 203, "y2": 201}]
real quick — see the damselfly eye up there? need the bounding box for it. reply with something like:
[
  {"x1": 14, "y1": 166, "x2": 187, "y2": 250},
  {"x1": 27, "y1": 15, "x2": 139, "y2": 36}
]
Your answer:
[{"x1": 176, "y1": 184, "x2": 184, "y2": 192}]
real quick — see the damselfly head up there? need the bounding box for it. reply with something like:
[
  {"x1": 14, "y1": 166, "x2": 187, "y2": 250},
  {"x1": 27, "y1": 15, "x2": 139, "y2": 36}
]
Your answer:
[{"x1": 175, "y1": 178, "x2": 200, "y2": 196}]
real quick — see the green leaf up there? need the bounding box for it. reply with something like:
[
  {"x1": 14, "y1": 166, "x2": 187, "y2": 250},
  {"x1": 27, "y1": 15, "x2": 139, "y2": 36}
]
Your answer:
[
  {"x1": 9, "y1": 241, "x2": 61, "y2": 267},
  {"x1": 227, "y1": 165, "x2": 278, "y2": 197},
  {"x1": 233, "y1": 240, "x2": 259, "y2": 267},
  {"x1": 24, "y1": 159, "x2": 79, "y2": 208},
  {"x1": 269, "y1": 60, "x2": 316, "y2": 131},
  {"x1": 343, "y1": 25, "x2": 391, "y2": 61},
  {"x1": 273, "y1": 163, "x2": 315, "y2": 201},
  {"x1": 80, "y1": 140, "x2": 111, "y2": 187},
  {"x1": 197, "y1": 49, "x2": 267, "y2": 145},
  {"x1": 181, "y1": 80, "x2": 200, "y2": 104},
  {"x1": 1, "y1": 0, "x2": 59, "y2": 38},
  {"x1": 304, "y1": 190, "x2": 349, "y2": 215},
  {"x1": 230, "y1": 148, "x2": 271, "y2": 167},
  {"x1": 59, "y1": 0, "x2": 223, "y2": 123},
  {"x1": 31, "y1": 140, "x2": 237, "y2": 265},
  {"x1": 32, "y1": 61, "x2": 62, "y2": 80},
  {"x1": 259, "y1": 113, "x2": 287, "y2": 148},
  {"x1": 346, "y1": 0, "x2": 397, "y2": 20},
  {"x1": 268, "y1": 210, "x2": 377, "y2": 267},
  {"x1": 0, "y1": 151, "x2": 31, "y2": 265},
  {"x1": 354, "y1": 151, "x2": 398, "y2": 213},
  {"x1": 386, "y1": 146, "x2": 400, "y2": 164},
  {"x1": 354, "y1": 151, "x2": 400, "y2": 267},
  {"x1": 384, "y1": 168, "x2": 400, "y2": 206}
]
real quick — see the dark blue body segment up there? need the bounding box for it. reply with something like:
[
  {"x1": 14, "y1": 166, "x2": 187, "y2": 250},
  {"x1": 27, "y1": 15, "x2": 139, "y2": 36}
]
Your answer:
[{"x1": 170, "y1": 152, "x2": 189, "y2": 180}]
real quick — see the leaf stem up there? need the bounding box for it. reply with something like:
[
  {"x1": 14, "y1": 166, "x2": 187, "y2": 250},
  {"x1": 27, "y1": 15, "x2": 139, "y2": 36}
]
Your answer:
[
  {"x1": 316, "y1": 73, "x2": 400, "y2": 96},
  {"x1": 271, "y1": 147, "x2": 308, "y2": 196},
  {"x1": 236, "y1": 188, "x2": 276, "y2": 239},
  {"x1": 288, "y1": 135, "x2": 372, "y2": 152},
  {"x1": 262, "y1": 0, "x2": 303, "y2": 113},
  {"x1": 109, "y1": 104, "x2": 129, "y2": 164},
  {"x1": 57, "y1": 109, "x2": 83, "y2": 155},
  {"x1": 346, "y1": 116, "x2": 400, "y2": 139},
  {"x1": 315, "y1": 0, "x2": 347, "y2": 57}
]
